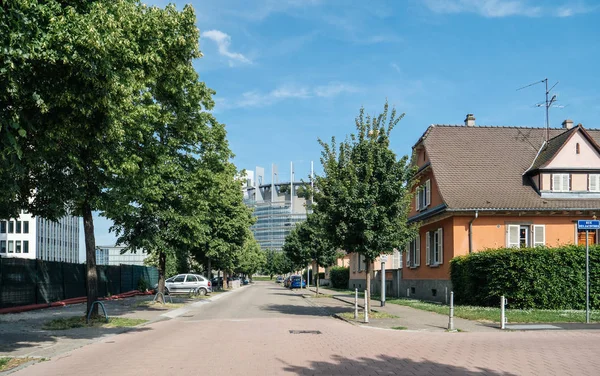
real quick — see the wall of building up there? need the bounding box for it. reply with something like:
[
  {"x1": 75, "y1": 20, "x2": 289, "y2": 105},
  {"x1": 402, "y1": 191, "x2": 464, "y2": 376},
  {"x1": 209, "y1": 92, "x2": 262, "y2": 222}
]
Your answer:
[
  {"x1": 409, "y1": 168, "x2": 445, "y2": 217},
  {"x1": 546, "y1": 131, "x2": 600, "y2": 169},
  {"x1": 0, "y1": 213, "x2": 36, "y2": 260},
  {"x1": 403, "y1": 217, "x2": 454, "y2": 281}
]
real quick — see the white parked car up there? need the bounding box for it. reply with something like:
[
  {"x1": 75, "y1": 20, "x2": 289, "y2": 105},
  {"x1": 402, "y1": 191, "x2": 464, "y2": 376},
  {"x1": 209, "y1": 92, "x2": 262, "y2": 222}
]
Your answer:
[{"x1": 163, "y1": 274, "x2": 212, "y2": 296}]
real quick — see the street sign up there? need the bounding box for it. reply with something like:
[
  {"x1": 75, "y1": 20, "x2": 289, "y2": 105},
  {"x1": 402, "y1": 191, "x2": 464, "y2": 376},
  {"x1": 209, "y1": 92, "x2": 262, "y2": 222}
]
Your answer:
[
  {"x1": 577, "y1": 220, "x2": 600, "y2": 231},
  {"x1": 380, "y1": 255, "x2": 388, "y2": 262}
]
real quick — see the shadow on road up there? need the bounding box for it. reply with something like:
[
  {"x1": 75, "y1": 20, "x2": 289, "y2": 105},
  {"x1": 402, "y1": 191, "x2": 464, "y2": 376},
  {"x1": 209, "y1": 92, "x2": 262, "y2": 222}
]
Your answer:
[
  {"x1": 262, "y1": 304, "x2": 350, "y2": 317},
  {"x1": 280, "y1": 354, "x2": 518, "y2": 376}
]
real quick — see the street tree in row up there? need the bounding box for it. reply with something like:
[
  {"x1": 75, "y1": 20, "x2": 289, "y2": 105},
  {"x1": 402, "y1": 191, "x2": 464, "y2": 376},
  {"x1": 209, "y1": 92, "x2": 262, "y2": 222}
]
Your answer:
[
  {"x1": 313, "y1": 102, "x2": 417, "y2": 310},
  {"x1": 262, "y1": 250, "x2": 293, "y2": 279},
  {"x1": 283, "y1": 212, "x2": 338, "y2": 295},
  {"x1": 234, "y1": 236, "x2": 266, "y2": 278}
]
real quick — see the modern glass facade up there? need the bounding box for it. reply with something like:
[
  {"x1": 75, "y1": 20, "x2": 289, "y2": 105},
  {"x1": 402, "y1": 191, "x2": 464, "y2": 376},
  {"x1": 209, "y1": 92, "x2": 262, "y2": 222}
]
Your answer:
[{"x1": 249, "y1": 202, "x2": 307, "y2": 251}]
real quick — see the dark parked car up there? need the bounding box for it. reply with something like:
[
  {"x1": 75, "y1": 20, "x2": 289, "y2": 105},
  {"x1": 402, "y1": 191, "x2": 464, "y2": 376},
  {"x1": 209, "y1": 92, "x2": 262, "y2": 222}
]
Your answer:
[{"x1": 211, "y1": 277, "x2": 224, "y2": 288}]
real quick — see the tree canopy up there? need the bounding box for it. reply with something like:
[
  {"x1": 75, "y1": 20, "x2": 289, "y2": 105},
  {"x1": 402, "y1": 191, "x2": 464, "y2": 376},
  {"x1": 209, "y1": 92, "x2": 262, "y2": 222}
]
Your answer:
[{"x1": 313, "y1": 102, "x2": 417, "y2": 308}]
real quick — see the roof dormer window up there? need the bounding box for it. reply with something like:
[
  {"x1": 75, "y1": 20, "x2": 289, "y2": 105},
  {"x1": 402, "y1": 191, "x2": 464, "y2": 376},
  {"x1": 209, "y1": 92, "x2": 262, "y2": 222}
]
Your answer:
[{"x1": 552, "y1": 174, "x2": 570, "y2": 192}]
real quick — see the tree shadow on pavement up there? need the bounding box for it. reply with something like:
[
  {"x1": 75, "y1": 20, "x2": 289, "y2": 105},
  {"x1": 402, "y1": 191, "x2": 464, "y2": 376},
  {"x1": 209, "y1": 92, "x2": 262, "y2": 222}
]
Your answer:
[
  {"x1": 280, "y1": 354, "x2": 518, "y2": 376},
  {"x1": 262, "y1": 304, "x2": 351, "y2": 317}
]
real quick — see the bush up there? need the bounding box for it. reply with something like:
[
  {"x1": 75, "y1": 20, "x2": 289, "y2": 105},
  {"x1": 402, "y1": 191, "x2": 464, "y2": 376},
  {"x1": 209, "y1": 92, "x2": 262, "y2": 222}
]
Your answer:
[
  {"x1": 329, "y1": 266, "x2": 349, "y2": 289},
  {"x1": 450, "y1": 245, "x2": 600, "y2": 309}
]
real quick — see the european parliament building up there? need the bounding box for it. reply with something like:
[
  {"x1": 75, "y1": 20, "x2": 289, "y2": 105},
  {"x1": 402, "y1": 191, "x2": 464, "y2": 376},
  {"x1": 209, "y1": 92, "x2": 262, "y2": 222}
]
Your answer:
[{"x1": 243, "y1": 164, "x2": 311, "y2": 251}]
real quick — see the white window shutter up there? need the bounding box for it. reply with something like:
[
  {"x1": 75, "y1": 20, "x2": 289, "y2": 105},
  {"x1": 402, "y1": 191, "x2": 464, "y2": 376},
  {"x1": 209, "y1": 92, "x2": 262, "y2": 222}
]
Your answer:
[
  {"x1": 507, "y1": 225, "x2": 520, "y2": 248},
  {"x1": 562, "y1": 174, "x2": 570, "y2": 192},
  {"x1": 426, "y1": 180, "x2": 431, "y2": 207},
  {"x1": 533, "y1": 225, "x2": 545, "y2": 247},
  {"x1": 552, "y1": 174, "x2": 561, "y2": 192},
  {"x1": 590, "y1": 174, "x2": 600, "y2": 192},
  {"x1": 438, "y1": 228, "x2": 444, "y2": 264},
  {"x1": 406, "y1": 243, "x2": 411, "y2": 267},
  {"x1": 415, "y1": 235, "x2": 421, "y2": 266},
  {"x1": 415, "y1": 188, "x2": 420, "y2": 211},
  {"x1": 425, "y1": 231, "x2": 431, "y2": 265}
]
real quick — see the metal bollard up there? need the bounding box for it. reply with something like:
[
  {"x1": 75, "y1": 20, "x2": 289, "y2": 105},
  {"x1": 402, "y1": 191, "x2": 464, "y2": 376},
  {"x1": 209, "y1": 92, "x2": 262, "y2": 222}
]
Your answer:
[
  {"x1": 354, "y1": 288, "x2": 358, "y2": 319},
  {"x1": 500, "y1": 296, "x2": 506, "y2": 330},
  {"x1": 364, "y1": 290, "x2": 369, "y2": 323},
  {"x1": 448, "y1": 291, "x2": 455, "y2": 331}
]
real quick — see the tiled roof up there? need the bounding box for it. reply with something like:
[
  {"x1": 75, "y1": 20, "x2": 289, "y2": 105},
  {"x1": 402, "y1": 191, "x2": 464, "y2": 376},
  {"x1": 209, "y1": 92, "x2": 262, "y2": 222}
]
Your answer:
[{"x1": 419, "y1": 125, "x2": 600, "y2": 210}]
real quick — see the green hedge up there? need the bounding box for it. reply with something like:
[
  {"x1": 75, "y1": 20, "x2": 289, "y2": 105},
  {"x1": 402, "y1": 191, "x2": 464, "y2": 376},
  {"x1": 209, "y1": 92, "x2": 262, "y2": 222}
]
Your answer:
[
  {"x1": 329, "y1": 267, "x2": 349, "y2": 289},
  {"x1": 450, "y1": 245, "x2": 600, "y2": 309}
]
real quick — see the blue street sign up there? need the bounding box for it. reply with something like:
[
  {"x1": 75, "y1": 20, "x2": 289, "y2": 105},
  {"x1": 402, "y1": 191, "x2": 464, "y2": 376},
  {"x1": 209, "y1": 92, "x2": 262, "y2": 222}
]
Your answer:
[{"x1": 578, "y1": 220, "x2": 600, "y2": 231}]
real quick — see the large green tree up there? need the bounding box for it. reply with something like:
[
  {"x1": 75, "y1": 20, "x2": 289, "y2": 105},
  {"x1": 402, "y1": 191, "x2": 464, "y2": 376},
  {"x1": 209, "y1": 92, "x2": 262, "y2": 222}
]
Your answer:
[
  {"x1": 190, "y1": 166, "x2": 255, "y2": 281},
  {"x1": 314, "y1": 102, "x2": 416, "y2": 309},
  {"x1": 0, "y1": 1, "x2": 208, "y2": 313},
  {"x1": 234, "y1": 236, "x2": 266, "y2": 278}
]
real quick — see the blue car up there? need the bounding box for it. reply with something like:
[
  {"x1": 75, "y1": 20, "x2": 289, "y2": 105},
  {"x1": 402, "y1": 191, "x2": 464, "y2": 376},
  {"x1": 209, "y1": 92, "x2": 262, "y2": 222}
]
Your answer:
[{"x1": 289, "y1": 276, "x2": 306, "y2": 289}]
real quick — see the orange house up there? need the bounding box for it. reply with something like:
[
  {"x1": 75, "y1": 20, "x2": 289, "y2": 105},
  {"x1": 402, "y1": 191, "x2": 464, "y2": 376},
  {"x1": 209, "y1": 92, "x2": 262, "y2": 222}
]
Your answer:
[{"x1": 403, "y1": 115, "x2": 600, "y2": 302}]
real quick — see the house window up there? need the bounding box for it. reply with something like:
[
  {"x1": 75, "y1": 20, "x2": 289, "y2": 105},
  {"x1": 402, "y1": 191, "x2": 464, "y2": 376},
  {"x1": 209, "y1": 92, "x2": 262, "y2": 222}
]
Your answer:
[
  {"x1": 8, "y1": 241, "x2": 14, "y2": 253},
  {"x1": 576, "y1": 143, "x2": 580, "y2": 154},
  {"x1": 0, "y1": 240, "x2": 5, "y2": 253},
  {"x1": 0, "y1": 221, "x2": 5, "y2": 233},
  {"x1": 16, "y1": 221, "x2": 21, "y2": 234},
  {"x1": 552, "y1": 174, "x2": 570, "y2": 192},
  {"x1": 15, "y1": 240, "x2": 21, "y2": 253},
  {"x1": 507, "y1": 224, "x2": 545, "y2": 248},
  {"x1": 406, "y1": 235, "x2": 421, "y2": 268},
  {"x1": 23, "y1": 241, "x2": 29, "y2": 253},
  {"x1": 589, "y1": 174, "x2": 600, "y2": 192},
  {"x1": 426, "y1": 229, "x2": 444, "y2": 266},
  {"x1": 415, "y1": 180, "x2": 431, "y2": 211},
  {"x1": 8, "y1": 221, "x2": 14, "y2": 233},
  {"x1": 23, "y1": 221, "x2": 29, "y2": 234}
]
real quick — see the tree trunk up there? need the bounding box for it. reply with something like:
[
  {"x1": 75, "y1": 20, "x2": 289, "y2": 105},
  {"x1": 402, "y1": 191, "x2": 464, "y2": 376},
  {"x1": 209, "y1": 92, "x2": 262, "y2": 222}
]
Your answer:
[
  {"x1": 157, "y1": 250, "x2": 166, "y2": 294},
  {"x1": 206, "y1": 257, "x2": 211, "y2": 279},
  {"x1": 83, "y1": 204, "x2": 98, "y2": 316},
  {"x1": 316, "y1": 270, "x2": 319, "y2": 296},
  {"x1": 365, "y1": 261, "x2": 371, "y2": 312}
]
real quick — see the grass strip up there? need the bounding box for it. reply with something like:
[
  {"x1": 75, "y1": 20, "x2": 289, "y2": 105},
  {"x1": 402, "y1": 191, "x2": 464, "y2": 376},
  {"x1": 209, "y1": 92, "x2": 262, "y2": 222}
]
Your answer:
[
  {"x1": 0, "y1": 357, "x2": 38, "y2": 372},
  {"x1": 387, "y1": 298, "x2": 600, "y2": 323},
  {"x1": 43, "y1": 316, "x2": 148, "y2": 330}
]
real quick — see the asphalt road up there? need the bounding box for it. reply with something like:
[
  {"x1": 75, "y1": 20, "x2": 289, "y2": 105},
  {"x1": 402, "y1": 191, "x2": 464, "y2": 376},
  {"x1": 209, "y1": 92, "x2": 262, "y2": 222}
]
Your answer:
[{"x1": 12, "y1": 282, "x2": 600, "y2": 376}]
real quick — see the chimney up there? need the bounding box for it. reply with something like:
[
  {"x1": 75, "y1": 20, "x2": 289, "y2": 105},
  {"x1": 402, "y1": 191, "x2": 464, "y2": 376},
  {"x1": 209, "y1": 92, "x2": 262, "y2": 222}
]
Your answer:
[
  {"x1": 562, "y1": 119, "x2": 574, "y2": 129},
  {"x1": 464, "y1": 114, "x2": 476, "y2": 127}
]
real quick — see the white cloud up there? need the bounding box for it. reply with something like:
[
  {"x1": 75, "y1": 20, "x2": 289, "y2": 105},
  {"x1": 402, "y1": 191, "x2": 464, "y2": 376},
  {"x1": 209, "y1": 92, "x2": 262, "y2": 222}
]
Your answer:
[
  {"x1": 390, "y1": 63, "x2": 401, "y2": 73},
  {"x1": 201, "y1": 30, "x2": 251, "y2": 65},
  {"x1": 422, "y1": 0, "x2": 594, "y2": 18},
  {"x1": 314, "y1": 83, "x2": 359, "y2": 97},
  {"x1": 222, "y1": 82, "x2": 359, "y2": 109}
]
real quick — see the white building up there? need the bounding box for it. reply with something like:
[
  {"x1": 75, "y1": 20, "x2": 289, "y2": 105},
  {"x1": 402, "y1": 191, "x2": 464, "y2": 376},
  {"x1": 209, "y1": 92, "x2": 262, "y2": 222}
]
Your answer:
[
  {"x1": 95, "y1": 245, "x2": 148, "y2": 266},
  {"x1": 0, "y1": 212, "x2": 79, "y2": 263}
]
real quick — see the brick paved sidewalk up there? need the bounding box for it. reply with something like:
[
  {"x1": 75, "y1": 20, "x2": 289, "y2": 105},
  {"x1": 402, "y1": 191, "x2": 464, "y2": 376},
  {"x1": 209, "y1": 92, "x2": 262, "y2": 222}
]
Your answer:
[{"x1": 306, "y1": 286, "x2": 498, "y2": 332}]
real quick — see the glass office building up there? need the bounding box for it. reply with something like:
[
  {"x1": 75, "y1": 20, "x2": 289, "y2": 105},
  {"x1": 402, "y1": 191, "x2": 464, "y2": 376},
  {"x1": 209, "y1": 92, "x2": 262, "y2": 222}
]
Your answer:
[{"x1": 243, "y1": 164, "x2": 311, "y2": 251}]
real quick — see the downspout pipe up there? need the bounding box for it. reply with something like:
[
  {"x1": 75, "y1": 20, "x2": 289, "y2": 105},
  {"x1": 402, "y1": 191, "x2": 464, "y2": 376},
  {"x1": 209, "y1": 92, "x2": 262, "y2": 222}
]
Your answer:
[{"x1": 468, "y1": 211, "x2": 479, "y2": 254}]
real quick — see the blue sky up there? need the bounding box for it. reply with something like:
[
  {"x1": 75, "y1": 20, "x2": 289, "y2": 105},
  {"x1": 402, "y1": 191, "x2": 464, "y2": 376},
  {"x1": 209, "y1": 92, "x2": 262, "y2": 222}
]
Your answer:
[{"x1": 82, "y1": 0, "x2": 600, "y2": 259}]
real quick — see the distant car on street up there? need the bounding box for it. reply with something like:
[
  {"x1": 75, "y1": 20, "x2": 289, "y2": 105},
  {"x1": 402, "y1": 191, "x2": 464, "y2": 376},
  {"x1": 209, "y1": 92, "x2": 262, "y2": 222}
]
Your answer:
[
  {"x1": 161, "y1": 274, "x2": 212, "y2": 295},
  {"x1": 276, "y1": 276, "x2": 284, "y2": 283},
  {"x1": 288, "y1": 275, "x2": 306, "y2": 289}
]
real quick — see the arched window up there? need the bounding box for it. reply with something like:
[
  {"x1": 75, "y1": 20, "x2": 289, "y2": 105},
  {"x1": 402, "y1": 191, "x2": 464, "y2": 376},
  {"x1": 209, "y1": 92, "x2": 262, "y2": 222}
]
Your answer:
[{"x1": 576, "y1": 143, "x2": 580, "y2": 154}]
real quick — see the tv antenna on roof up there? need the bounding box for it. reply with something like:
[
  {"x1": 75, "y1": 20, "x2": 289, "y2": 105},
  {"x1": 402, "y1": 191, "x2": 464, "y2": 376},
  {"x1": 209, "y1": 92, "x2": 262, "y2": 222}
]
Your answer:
[{"x1": 517, "y1": 78, "x2": 563, "y2": 143}]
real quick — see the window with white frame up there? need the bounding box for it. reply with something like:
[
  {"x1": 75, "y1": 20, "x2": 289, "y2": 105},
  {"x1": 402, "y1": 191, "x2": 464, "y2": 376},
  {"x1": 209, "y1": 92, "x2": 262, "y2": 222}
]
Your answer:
[
  {"x1": 552, "y1": 174, "x2": 570, "y2": 192},
  {"x1": 589, "y1": 174, "x2": 600, "y2": 192},
  {"x1": 392, "y1": 248, "x2": 402, "y2": 269},
  {"x1": 415, "y1": 180, "x2": 431, "y2": 211},
  {"x1": 507, "y1": 224, "x2": 545, "y2": 248},
  {"x1": 426, "y1": 229, "x2": 443, "y2": 266},
  {"x1": 406, "y1": 235, "x2": 420, "y2": 268}
]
